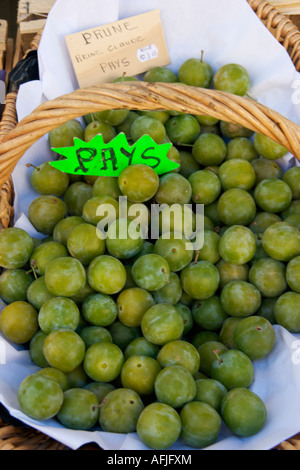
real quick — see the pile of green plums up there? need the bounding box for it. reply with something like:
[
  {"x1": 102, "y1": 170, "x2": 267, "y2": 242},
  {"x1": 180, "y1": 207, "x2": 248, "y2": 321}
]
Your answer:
[{"x1": 0, "y1": 56, "x2": 299, "y2": 450}]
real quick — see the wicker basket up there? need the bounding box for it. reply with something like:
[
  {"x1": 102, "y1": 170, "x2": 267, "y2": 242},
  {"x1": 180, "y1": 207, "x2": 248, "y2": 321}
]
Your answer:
[{"x1": 1, "y1": 0, "x2": 300, "y2": 451}]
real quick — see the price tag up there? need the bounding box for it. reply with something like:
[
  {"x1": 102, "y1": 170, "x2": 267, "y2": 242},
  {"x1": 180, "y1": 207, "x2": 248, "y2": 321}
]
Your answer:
[
  {"x1": 65, "y1": 10, "x2": 170, "y2": 87},
  {"x1": 50, "y1": 132, "x2": 179, "y2": 176}
]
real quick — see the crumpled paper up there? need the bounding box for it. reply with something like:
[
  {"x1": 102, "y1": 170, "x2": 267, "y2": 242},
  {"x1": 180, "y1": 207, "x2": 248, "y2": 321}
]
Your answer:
[{"x1": 1, "y1": 0, "x2": 300, "y2": 451}]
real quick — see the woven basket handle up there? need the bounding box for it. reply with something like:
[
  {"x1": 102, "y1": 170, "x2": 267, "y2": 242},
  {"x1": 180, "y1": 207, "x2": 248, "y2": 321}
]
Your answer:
[{"x1": 0, "y1": 81, "x2": 300, "y2": 190}]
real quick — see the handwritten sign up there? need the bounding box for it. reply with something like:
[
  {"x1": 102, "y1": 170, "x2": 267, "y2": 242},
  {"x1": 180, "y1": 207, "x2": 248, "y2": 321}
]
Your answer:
[
  {"x1": 50, "y1": 132, "x2": 179, "y2": 176},
  {"x1": 65, "y1": 10, "x2": 170, "y2": 87}
]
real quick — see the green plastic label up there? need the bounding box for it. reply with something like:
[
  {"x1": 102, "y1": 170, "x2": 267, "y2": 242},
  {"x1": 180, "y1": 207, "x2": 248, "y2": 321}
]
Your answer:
[{"x1": 50, "y1": 132, "x2": 179, "y2": 176}]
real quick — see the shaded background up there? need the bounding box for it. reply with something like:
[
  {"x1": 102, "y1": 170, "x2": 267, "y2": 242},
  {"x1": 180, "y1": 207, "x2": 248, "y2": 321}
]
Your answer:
[{"x1": 0, "y1": 0, "x2": 18, "y2": 41}]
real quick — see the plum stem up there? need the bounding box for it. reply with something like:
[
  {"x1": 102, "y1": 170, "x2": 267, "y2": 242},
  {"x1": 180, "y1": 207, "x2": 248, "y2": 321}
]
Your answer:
[
  {"x1": 213, "y1": 349, "x2": 223, "y2": 364},
  {"x1": 162, "y1": 268, "x2": 169, "y2": 283},
  {"x1": 26, "y1": 163, "x2": 40, "y2": 171}
]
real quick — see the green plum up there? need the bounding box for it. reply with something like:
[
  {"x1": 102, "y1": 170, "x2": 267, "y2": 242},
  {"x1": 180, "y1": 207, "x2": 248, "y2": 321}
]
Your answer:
[
  {"x1": 192, "y1": 133, "x2": 227, "y2": 166},
  {"x1": 28, "y1": 196, "x2": 67, "y2": 235},
  {"x1": 141, "y1": 303, "x2": 184, "y2": 345},
  {"x1": 49, "y1": 119, "x2": 84, "y2": 148},
  {"x1": 220, "y1": 280, "x2": 261, "y2": 317},
  {"x1": 99, "y1": 388, "x2": 144, "y2": 433},
  {"x1": 195, "y1": 378, "x2": 227, "y2": 411},
  {"x1": 178, "y1": 57, "x2": 213, "y2": 88},
  {"x1": 253, "y1": 133, "x2": 288, "y2": 160},
  {"x1": 0, "y1": 269, "x2": 33, "y2": 304},
  {"x1": 57, "y1": 388, "x2": 99, "y2": 430},
  {"x1": 30, "y1": 241, "x2": 68, "y2": 276},
  {"x1": 254, "y1": 178, "x2": 292, "y2": 213},
  {"x1": 180, "y1": 261, "x2": 220, "y2": 300},
  {"x1": 219, "y1": 225, "x2": 256, "y2": 265},
  {"x1": 67, "y1": 223, "x2": 106, "y2": 265},
  {"x1": 180, "y1": 401, "x2": 221, "y2": 448},
  {"x1": 165, "y1": 114, "x2": 200, "y2": 145},
  {"x1": 221, "y1": 387, "x2": 267, "y2": 437},
  {"x1": 192, "y1": 296, "x2": 228, "y2": 331},
  {"x1": 118, "y1": 164, "x2": 159, "y2": 203},
  {"x1": 117, "y1": 287, "x2": 155, "y2": 328},
  {"x1": 43, "y1": 329, "x2": 86, "y2": 373},
  {"x1": 157, "y1": 339, "x2": 200, "y2": 376},
  {"x1": 249, "y1": 257, "x2": 287, "y2": 297},
  {"x1": 137, "y1": 402, "x2": 181, "y2": 450},
  {"x1": 274, "y1": 292, "x2": 300, "y2": 332},
  {"x1": 0, "y1": 227, "x2": 33, "y2": 269},
  {"x1": 45, "y1": 256, "x2": 86, "y2": 297},
  {"x1": 121, "y1": 355, "x2": 161, "y2": 396},
  {"x1": 63, "y1": 182, "x2": 93, "y2": 216},
  {"x1": 132, "y1": 254, "x2": 170, "y2": 291},
  {"x1": 211, "y1": 349, "x2": 255, "y2": 389},
  {"x1": 87, "y1": 255, "x2": 126, "y2": 295},
  {"x1": 0, "y1": 301, "x2": 38, "y2": 344},
  {"x1": 29, "y1": 161, "x2": 69, "y2": 196},
  {"x1": 144, "y1": 66, "x2": 177, "y2": 82},
  {"x1": 213, "y1": 63, "x2": 250, "y2": 96},
  {"x1": 233, "y1": 315, "x2": 276, "y2": 360},
  {"x1": 154, "y1": 365, "x2": 196, "y2": 408},
  {"x1": 262, "y1": 221, "x2": 300, "y2": 261},
  {"x1": 83, "y1": 341, "x2": 124, "y2": 382},
  {"x1": 18, "y1": 373, "x2": 64, "y2": 421},
  {"x1": 82, "y1": 293, "x2": 117, "y2": 327},
  {"x1": 38, "y1": 297, "x2": 80, "y2": 334}
]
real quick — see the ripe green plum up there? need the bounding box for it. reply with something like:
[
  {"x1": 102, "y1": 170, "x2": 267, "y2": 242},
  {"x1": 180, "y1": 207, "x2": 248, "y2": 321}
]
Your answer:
[
  {"x1": 29, "y1": 161, "x2": 69, "y2": 196},
  {"x1": 57, "y1": 388, "x2": 99, "y2": 430},
  {"x1": 18, "y1": 373, "x2": 64, "y2": 421},
  {"x1": 0, "y1": 301, "x2": 38, "y2": 344},
  {"x1": 213, "y1": 63, "x2": 250, "y2": 96},
  {"x1": 117, "y1": 287, "x2": 155, "y2": 328},
  {"x1": 0, "y1": 269, "x2": 33, "y2": 304},
  {"x1": 82, "y1": 293, "x2": 117, "y2": 327},
  {"x1": 67, "y1": 223, "x2": 106, "y2": 265},
  {"x1": 154, "y1": 365, "x2": 196, "y2": 408},
  {"x1": 118, "y1": 164, "x2": 159, "y2": 203},
  {"x1": 0, "y1": 227, "x2": 34, "y2": 269},
  {"x1": 43, "y1": 329, "x2": 86, "y2": 373},
  {"x1": 211, "y1": 349, "x2": 255, "y2": 389},
  {"x1": 220, "y1": 280, "x2": 261, "y2": 317},
  {"x1": 253, "y1": 133, "x2": 288, "y2": 160},
  {"x1": 157, "y1": 339, "x2": 200, "y2": 375},
  {"x1": 180, "y1": 261, "x2": 220, "y2": 300},
  {"x1": 165, "y1": 114, "x2": 200, "y2": 145},
  {"x1": 87, "y1": 255, "x2": 126, "y2": 295},
  {"x1": 141, "y1": 303, "x2": 184, "y2": 345},
  {"x1": 180, "y1": 401, "x2": 221, "y2": 448},
  {"x1": 192, "y1": 133, "x2": 227, "y2": 166},
  {"x1": 99, "y1": 387, "x2": 144, "y2": 433},
  {"x1": 233, "y1": 315, "x2": 276, "y2": 360},
  {"x1": 83, "y1": 341, "x2": 124, "y2": 382},
  {"x1": 221, "y1": 387, "x2": 267, "y2": 437},
  {"x1": 136, "y1": 402, "x2": 181, "y2": 450},
  {"x1": 121, "y1": 355, "x2": 161, "y2": 395},
  {"x1": 38, "y1": 297, "x2": 80, "y2": 334},
  {"x1": 195, "y1": 378, "x2": 227, "y2": 411},
  {"x1": 192, "y1": 296, "x2": 228, "y2": 331},
  {"x1": 178, "y1": 57, "x2": 213, "y2": 88},
  {"x1": 219, "y1": 225, "x2": 256, "y2": 265},
  {"x1": 45, "y1": 256, "x2": 86, "y2": 297},
  {"x1": 188, "y1": 169, "x2": 221, "y2": 205}
]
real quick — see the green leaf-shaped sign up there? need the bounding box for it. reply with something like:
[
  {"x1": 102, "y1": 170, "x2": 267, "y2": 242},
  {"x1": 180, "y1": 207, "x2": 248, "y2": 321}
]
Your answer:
[{"x1": 50, "y1": 132, "x2": 179, "y2": 176}]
